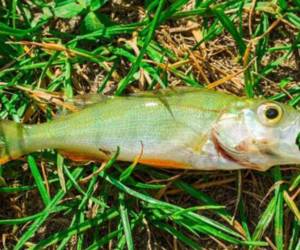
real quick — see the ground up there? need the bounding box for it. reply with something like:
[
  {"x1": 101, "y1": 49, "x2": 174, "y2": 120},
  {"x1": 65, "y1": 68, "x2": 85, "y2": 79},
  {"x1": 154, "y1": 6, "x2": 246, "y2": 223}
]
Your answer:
[{"x1": 0, "y1": 0, "x2": 299, "y2": 249}]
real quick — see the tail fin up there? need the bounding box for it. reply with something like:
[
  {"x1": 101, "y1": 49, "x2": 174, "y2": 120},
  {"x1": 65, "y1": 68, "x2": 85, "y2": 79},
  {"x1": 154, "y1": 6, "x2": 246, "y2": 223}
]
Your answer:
[{"x1": 0, "y1": 120, "x2": 25, "y2": 164}]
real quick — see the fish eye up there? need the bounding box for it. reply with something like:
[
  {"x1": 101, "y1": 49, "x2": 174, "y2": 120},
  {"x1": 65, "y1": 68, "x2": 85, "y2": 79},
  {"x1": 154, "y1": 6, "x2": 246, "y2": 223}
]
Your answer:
[{"x1": 257, "y1": 102, "x2": 283, "y2": 126}]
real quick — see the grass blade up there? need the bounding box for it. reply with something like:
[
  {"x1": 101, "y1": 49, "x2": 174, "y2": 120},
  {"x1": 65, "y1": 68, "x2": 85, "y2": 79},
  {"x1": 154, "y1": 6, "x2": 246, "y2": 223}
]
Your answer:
[
  {"x1": 115, "y1": 0, "x2": 165, "y2": 95},
  {"x1": 27, "y1": 155, "x2": 51, "y2": 206}
]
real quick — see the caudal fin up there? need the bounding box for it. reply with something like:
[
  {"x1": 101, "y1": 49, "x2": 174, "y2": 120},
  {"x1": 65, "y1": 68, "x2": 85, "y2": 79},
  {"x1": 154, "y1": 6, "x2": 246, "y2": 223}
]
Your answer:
[{"x1": 0, "y1": 120, "x2": 25, "y2": 164}]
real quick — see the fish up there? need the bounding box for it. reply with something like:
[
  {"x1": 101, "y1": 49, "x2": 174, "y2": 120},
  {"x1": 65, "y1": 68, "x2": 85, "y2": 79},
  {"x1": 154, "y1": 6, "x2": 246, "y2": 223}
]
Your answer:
[{"x1": 0, "y1": 87, "x2": 300, "y2": 171}]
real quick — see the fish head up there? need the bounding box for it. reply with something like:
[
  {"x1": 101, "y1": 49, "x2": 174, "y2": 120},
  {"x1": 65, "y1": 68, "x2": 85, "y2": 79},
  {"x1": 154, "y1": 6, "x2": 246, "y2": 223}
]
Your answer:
[{"x1": 213, "y1": 99, "x2": 300, "y2": 171}]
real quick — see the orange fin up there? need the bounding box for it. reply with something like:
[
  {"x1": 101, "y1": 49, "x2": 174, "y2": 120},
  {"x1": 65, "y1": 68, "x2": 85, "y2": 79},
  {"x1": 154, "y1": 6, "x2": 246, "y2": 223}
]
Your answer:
[
  {"x1": 138, "y1": 158, "x2": 190, "y2": 169},
  {"x1": 0, "y1": 156, "x2": 11, "y2": 165},
  {"x1": 59, "y1": 150, "x2": 107, "y2": 163}
]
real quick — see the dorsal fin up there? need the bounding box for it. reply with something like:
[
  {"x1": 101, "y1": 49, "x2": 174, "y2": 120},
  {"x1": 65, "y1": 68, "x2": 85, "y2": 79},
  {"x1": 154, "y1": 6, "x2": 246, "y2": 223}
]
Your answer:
[
  {"x1": 65, "y1": 93, "x2": 110, "y2": 110},
  {"x1": 130, "y1": 87, "x2": 201, "y2": 98},
  {"x1": 58, "y1": 87, "x2": 201, "y2": 116},
  {"x1": 56, "y1": 93, "x2": 112, "y2": 117},
  {"x1": 129, "y1": 87, "x2": 202, "y2": 119}
]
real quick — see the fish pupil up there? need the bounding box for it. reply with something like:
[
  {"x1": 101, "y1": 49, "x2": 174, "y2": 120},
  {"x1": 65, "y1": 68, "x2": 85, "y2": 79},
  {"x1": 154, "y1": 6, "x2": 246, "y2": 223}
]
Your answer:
[{"x1": 265, "y1": 108, "x2": 279, "y2": 119}]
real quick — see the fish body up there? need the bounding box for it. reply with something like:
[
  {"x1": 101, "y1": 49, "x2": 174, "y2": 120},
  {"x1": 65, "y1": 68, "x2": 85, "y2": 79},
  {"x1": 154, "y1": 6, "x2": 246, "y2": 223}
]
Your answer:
[{"x1": 1, "y1": 88, "x2": 300, "y2": 171}]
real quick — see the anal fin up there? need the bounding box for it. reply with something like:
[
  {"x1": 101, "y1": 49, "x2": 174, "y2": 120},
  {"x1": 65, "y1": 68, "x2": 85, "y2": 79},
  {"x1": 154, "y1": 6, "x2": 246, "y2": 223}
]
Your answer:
[
  {"x1": 58, "y1": 150, "x2": 108, "y2": 163},
  {"x1": 138, "y1": 158, "x2": 191, "y2": 169}
]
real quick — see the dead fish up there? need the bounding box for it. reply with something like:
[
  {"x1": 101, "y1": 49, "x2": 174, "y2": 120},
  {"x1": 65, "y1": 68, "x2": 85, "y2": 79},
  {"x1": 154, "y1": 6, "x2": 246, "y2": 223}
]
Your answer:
[{"x1": 1, "y1": 87, "x2": 300, "y2": 171}]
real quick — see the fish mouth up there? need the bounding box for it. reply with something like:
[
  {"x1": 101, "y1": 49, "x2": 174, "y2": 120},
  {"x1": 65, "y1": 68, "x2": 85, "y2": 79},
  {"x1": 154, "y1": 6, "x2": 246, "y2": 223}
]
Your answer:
[{"x1": 211, "y1": 129, "x2": 262, "y2": 170}]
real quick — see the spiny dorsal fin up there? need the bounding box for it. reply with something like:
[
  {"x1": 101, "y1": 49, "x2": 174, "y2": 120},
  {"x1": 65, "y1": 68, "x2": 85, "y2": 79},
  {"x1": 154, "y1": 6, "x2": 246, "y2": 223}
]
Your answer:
[
  {"x1": 130, "y1": 87, "x2": 202, "y2": 119},
  {"x1": 55, "y1": 93, "x2": 112, "y2": 117},
  {"x1": 130, "y1": 86, "x2": 202, "y2": 98},
  {"x1": 66, "y1": 93, "x2": 110, "y2": 110},
  {"x1": 58, "y1": 87, "x2": 201, "y2": 116},
  {"x1": 59, "y1": 93, "x2": 112, "y2": 114}
]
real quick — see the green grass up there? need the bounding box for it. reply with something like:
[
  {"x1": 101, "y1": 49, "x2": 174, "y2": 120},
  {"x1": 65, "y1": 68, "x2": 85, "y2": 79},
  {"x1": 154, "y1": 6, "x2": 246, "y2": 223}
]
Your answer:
[{"x1": 0, "y1": 0, "x2": 300, "y2": 249}]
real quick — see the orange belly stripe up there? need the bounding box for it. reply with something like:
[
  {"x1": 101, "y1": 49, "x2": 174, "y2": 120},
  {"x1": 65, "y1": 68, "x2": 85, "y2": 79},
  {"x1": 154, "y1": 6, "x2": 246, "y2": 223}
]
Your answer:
[
  {"x1": 138, "y1": 158, "x2": 190, "y2": 169},
  {"x1": 58, "y1": 150, "x2": 107, "y2": 162}
]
